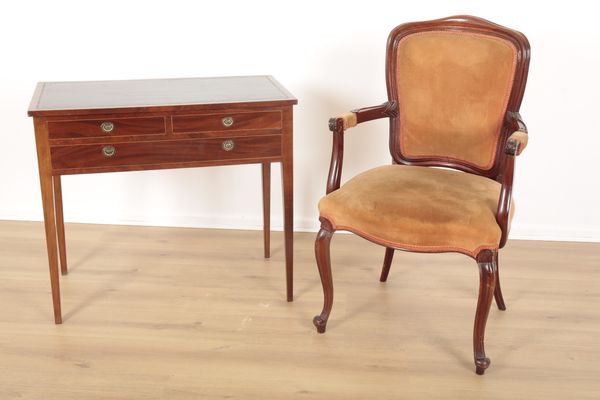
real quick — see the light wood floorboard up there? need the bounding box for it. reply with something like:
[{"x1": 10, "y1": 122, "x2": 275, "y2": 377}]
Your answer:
[{"x1": 0, "y1": 220, "x2": 599, "y2": 399}]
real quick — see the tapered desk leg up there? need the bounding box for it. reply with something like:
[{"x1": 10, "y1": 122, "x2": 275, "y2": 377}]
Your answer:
[
  {"x1": 282, "y1": 160, "x2": 293, "y2": 302},
  {"x1": 281, "y1": 107, "x2": 294, "y2": 302},
  {"x1": 40, "y1": 176, "x2": 62, "y2": 324},
  {"x1": 34, "y1": 118, "x2": 62, "y2": 324},
  {"x1": 262, "y1": 163, "x2": 271, "y2": 259},
  {"x1": 42, "y1": 174, "x2": 62, "y2": 323},
  {"x1": 53, "y1": 176, "x2": 68, "y2": 275}
]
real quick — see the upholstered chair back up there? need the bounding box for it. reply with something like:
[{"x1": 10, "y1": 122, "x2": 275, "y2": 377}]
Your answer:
[{"x1": 386, "y1": 16, "x2": 530, "y2": 178}]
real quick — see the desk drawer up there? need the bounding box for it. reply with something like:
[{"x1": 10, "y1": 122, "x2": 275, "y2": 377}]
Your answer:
[
  {"x1": 48, "y1": 117, "x2": 166, "y2": 139},
  {"x1": 172, "y1": 111, "x2": 281, "y2": 133},
  {"x1": 50, "y1": 135, "x2": 281, "y2": 171}
]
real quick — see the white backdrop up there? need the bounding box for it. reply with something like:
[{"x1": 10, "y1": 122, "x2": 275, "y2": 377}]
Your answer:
[{"x1": 1, "y1": 0, "x2": 599, "y2": 242}]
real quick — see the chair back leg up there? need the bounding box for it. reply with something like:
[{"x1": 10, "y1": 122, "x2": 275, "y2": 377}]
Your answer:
[
  {"x1": 493, "y1": 251, "x2": 507, "y2": 310},
  {"x1": 379, "y1": 247, "x2": 395, "y2": 282}
]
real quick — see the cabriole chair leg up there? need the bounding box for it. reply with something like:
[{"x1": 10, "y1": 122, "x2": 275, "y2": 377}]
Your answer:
[
  {"x1": 313, "y1": 221, "x2": 335, "y2": 333},
  {"x1": 473, "y1": 250, "x2": 498, "y2": 375}
]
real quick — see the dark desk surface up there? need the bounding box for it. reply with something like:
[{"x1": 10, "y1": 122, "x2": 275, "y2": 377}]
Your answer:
[{"x1": 29, "y1": 75, "x2": 297, "y2": 117}]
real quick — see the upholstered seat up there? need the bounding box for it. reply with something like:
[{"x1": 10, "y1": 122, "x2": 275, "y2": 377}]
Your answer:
[{"x1": 319, "y1": 165, "x2": 506, "y2": 257}]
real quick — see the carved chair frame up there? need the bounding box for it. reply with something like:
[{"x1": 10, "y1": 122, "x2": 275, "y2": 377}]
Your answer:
[{"x1": 314, "y1": 15, "x2": 531, "y2": 375}]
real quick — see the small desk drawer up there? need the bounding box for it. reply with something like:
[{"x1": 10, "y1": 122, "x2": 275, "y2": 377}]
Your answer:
[
  {"x1": 172, "y1": 111, "x2": 281, "y2": 133},
  {"x1": 48, "y1": 117, "x2": 166, "y2": 139},
  {"x1": 50, "y1": 135, "x2": 281, "y2": 171}
]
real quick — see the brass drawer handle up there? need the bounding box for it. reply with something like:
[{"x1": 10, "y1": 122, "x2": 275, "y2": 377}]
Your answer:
[
  {"x1": 102, "y1": 145, "x2": 116, "y2": 157},
  {"x1": 222, "y1": 139, "x2": 235, "y2": 151},
  {"x1": 100, "y1": 121, "x2": 115, "y2": 133},
  {"x1": 222, "y1": 116, "x2": 234, "y2": 128}
]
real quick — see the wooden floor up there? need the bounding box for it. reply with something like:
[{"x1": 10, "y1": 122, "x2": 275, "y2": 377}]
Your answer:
[{"x1": 0, "y1": 220, "x2": 599, "y2": 399}]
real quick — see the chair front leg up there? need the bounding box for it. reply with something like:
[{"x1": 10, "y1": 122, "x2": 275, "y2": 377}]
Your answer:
[
  {"x1": 473, "y1": 250, "x2": 498, "y2": 375},
  {"x1": 313, "y1": 218, "x2": 335, "y2": 333}
]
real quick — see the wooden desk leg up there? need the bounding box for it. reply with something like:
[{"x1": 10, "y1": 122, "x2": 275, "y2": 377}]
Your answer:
[
  {"x1": 262, "y1": 163, "x2": 271, "y2": 259},
  {"x1": 282, "y1": 160, "x2": 293, "y2": 302},
  {"x1": 34, "y1": 119, "x2": 62, "y2": 324},
  {"x1": 40, "y1": 174, "x2": 62, "y2": 324},
  {"x1": 281, "y1": 107, "x2": 294, "y2": 302},
  {"x1": 53, "y1": 176, "x2": 68, "y2": 275}
]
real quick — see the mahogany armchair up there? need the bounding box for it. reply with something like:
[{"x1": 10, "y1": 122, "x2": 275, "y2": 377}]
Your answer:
[{"x1": 313, "y1": 16, "x2": 530, "y2": 375}]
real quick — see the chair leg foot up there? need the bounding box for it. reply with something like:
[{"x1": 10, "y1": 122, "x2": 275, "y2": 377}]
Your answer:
[
  {"x1": 473, "y1": 250, "x2": 498, "y2": 375},
  {"x1": 379, "y1": 247, "x2": 394, "y2": 282},
  {"x1": 313, "y1": 315, "x2": 328, "y2": 333},
  {"x1": 313, "y1": 219, "x2": 334, "y2": 334},
  {"x1": 475, "y1": 357, "x2": 491, "y2": 375}
]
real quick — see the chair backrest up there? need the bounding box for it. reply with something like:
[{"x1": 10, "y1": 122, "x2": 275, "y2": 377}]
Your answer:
[{"x1": 386, "y1": 16, "x2": 530, "y2": 178}]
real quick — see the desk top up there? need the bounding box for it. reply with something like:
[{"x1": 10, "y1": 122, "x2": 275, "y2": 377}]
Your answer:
[{"x1": 28, "y1": 75, "x2": 297, "y2": 117}]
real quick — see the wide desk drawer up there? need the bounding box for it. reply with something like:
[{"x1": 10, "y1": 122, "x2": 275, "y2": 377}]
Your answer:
[
  {"x1": 50, "y1": 135, "x2": 281, "y2": 171},
  {"x1": 172, "y1": 111, "x2": 281, "y2": 133},
  {"x1": 48, "y1": 117, "x2": 166, "y2": 139}
]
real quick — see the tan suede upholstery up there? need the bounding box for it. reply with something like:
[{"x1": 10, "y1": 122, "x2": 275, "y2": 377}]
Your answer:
[
  {"x1": 319, "y1": 165, "x2": 507, "y2": 257},
  {"x1": 396, "y1": 31, "x2": 517, "y2": 169},
  {"x1": 338, "y1": 112, "x2": 357, "y2": 130},
  {"x1": 508, "y1": 130, "x2": 528, "y2": 155}
]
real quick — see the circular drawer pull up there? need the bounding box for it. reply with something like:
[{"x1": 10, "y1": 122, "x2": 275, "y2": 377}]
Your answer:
[
  {"x1": 222, "y1": 139, "x2": 235, "y2": 152},
  {"x1": 102, "y1": 145, "x2": 116, "y2": 157},
  {"x1": 222, "y1": 116, "x2": 234, "y2": 128},
  {"x1": 100, "y1": 121, "x2": 115, "y2": 133}
]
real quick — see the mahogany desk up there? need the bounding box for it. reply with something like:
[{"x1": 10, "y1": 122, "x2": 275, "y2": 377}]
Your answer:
[{"x1": 28, "y1": 76, "x2": 297, "y2": 324}]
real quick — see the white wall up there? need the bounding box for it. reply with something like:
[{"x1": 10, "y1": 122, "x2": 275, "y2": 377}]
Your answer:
[{"x1": 1, "y1": 0, "x2": 599, "y2": 242}]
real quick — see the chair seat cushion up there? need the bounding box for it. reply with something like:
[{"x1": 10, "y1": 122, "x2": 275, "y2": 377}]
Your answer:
[{"x1": 318, "y1": 165, "x2": 507, "y2": 257}]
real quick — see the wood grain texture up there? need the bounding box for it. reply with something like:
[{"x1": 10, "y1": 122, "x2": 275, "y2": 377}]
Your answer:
[
  {"x1": 48, "y1": 117, "x2": 166, "y2": 139},
  {"x1": 52, "y1": 176, "x2": 67, "y2": 275},
  {"x1": 0, "y1": 221, "x2": 599, "y2": 399},
  {"x1": 172, "y1": 111, "x2": 282, "y2": 133},
  {"x1": 50, "y1": 135, "x2": 282, "y2": 172}
]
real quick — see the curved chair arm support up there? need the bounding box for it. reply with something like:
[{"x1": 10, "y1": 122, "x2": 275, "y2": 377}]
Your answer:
[
  {"x1": 496, "y1": 134, "x2": 526, "y2": 247},
  {"x1": 496, "y1": 112, "x2": 529, "y2": 247},
  {"x1": 326, "y1": 101, "x2": 398, "y2": 194},
  {"x1": 496, "y1": 150, "x2": 515, "y2": 248}
]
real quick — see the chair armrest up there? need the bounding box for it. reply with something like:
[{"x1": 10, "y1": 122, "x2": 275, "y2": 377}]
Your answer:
[
  {"x1": 506, "y1": 130, "x2": 528, "y2": 155},
  {"x1": 329, "y1": 112, "x2": 358, "y2": 131},
  {"x1": 505, "y1": 111, "x2": 528, "y2": 155},
  {"x1": 328, "y1": 101, "x2": 398, "y2": 133},
  {"x1": 326, "y1": 102, "x2": 398, "y2": 193}
]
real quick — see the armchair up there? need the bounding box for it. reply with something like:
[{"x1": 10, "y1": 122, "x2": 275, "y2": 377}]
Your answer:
[{"x1": 313, "y1": 16, "x2": 530, "y2": 375}]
